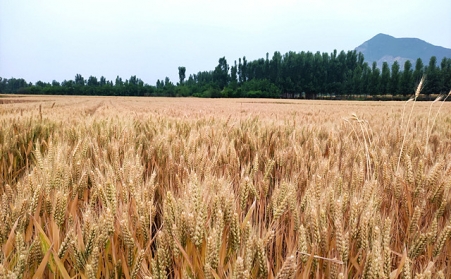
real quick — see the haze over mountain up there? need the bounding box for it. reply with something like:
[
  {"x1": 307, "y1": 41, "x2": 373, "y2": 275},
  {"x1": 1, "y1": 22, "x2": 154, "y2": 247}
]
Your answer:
[{"x1": 355, "y1": 33, "x2": 451, "y2": 69}]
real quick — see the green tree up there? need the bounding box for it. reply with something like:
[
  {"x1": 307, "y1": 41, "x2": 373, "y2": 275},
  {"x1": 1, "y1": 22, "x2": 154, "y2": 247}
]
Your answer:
[
  {"x1": 125, "y1": 75, "x2": 140, "y2": 96},
  {"x1": 270, "y1": 51, "x2": 282, "y2": 87},
  {"x1": 369, "y1": 62, "x2": 381, "y2": 96},
  {"x1": 75, "y1": 74, "x2": 85, "y2": 86},
  {"x1": 178, "y1": 66, "x2": 186, "y2": 85},
  {"x1": 440, "y1": 57, "x2": 451, "y2": 92},
  {"x1": 164, "y1": 77, "x2": 175, "y2": 96},
  {"x1": 321, "y1": 52, "x2": 331, "y2": 94},
  {"x1": 230, "y1": 61, "x2": 238, "y2": 84},
  {"x1": 313, "y1": 51, "x2": 325, "y2": 94},
  {"x1": 100, "y1": 76, "x2": 107, "y2": 86},
  {"x1": 265, "y1": 53, "x2": 270, "y2": 78},
  {"x1": 413, "y1": 58, "x2": 424, "y2": 85},
  {"x1": 115, "y1": 76, "x2": 123, "y2": 87},
  {"x1": 351, "y1": 65, "x2": 362, "y2": 96},
  {"x1": 36, "y1": 81, "x2": 50, "y2": 87},
  {"x1": 87, "y1": 76, "x2": 99, "y2": 87},
  {"x1": 399, "y1": 60, "x2": 413, "y2": 96},
  {"x1": 390, "y1": 61, "x2": 400, "y2": 95},
  {"x1": 74, "y1": 74, "x2": 85, "y2": 95},
  {"x1": 175, "y1": 85, "x2": 190, "y2": 97},
  {"x1": 380, "y1": 62, "x2": 390, "y2": 95},
  {"x1": 238, "y1": 56, "x2": 247, "y2": 84},
  {"x1": 424, "y1": 56, "x2": 441, "y2": 95},
  {"x1": 328, "y1": 50, "x2": 344, "y2": 96},
  {"x1": 303, "y1": 52, "x2": 316, "y2": 96},
  {"x1": 346, "y1": 50, "x2": 358, "y2": 71},
  {"x1": 360, "y1": 63, "x2": 371, "y2": 96},
  {"x1": 156, "y1": 79, "x2": 163, "y2": 89},
  {"x1": 128, "y1": 75, "x2": 138, "y2": 86},
  {"x1": 61, "y1": 79, "x2": 75, "y2": 95},
  {"x1": 213, "y1": 57, "x2": 229, "y2": 89}
]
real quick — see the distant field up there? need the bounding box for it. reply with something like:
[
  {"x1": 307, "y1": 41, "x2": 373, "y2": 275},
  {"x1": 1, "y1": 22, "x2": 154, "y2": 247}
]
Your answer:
[{"x1": 1, "y1": 96, "x2": 450, "y2": 278}]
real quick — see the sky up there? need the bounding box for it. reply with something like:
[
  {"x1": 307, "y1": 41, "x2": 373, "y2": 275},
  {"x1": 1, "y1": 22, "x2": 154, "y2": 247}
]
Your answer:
[{"x1": 1, "y1": 0, "x2": 451, "y2": 85}]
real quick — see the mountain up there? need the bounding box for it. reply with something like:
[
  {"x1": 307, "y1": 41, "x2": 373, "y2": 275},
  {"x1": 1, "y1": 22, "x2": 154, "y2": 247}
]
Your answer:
[{"x1": 355, "y1": 33, "x2": 451, "y2": 69}]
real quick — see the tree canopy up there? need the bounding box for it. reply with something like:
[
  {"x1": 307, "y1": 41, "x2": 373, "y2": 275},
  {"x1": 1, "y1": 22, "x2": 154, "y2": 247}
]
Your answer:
[{"x1": 1, "y1": 51, "x2": 450, "y2": 99}]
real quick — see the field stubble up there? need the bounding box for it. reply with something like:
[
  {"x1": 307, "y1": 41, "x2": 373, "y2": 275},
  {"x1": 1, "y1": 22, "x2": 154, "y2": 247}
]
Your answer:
[{"x1": 0, "y1": 95, "x2": 451, "y2": 278}]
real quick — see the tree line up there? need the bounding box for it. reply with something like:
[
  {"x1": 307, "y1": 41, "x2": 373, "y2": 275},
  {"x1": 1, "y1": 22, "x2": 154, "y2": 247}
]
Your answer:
[{"x1": 1, "y1": 50, "x2": 450, "y2": 99}]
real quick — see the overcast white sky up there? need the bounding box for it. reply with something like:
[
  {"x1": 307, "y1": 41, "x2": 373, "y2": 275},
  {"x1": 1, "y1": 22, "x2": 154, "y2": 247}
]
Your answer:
[{"x1": 1, "y1": 0, "x2": 450, "y2": 85}]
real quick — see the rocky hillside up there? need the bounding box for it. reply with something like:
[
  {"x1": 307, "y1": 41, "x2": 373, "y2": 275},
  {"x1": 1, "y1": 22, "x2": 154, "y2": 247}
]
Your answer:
[{"x1": 355, "y1": 33, "x2": 451, "y2": 68}]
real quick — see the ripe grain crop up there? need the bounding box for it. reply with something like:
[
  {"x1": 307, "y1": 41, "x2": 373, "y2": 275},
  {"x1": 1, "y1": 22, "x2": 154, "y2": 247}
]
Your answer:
[{"x1": 0, "y1": 93, "x2": 451, "y2": 278}]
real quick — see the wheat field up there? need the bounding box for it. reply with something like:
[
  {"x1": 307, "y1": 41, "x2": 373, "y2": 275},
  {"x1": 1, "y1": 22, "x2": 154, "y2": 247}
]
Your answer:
[{"x1": 0, "y1": 94, "x2": 450, "y2": 278}]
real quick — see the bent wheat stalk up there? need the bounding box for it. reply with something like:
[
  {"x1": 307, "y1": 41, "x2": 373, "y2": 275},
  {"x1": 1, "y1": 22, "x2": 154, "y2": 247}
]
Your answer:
[{"x1": 397, "y1": 76, "x2": 424, "y2": 173}]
